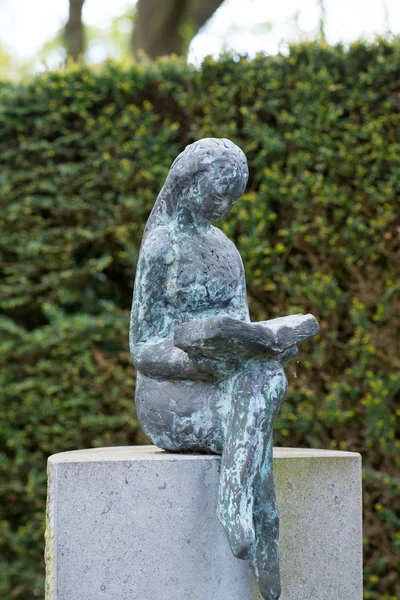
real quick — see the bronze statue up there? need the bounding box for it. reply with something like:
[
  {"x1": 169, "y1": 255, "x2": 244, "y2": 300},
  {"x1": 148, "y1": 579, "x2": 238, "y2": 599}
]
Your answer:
[{"x1": 130, "y1": 138, "x2": 319, "y2": 600}]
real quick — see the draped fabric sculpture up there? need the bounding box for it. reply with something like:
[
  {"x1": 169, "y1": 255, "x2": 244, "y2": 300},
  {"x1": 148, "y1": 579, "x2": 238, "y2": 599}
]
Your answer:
[{"x1": 130, "y1": 138, "x2": 319, "y2": 600}]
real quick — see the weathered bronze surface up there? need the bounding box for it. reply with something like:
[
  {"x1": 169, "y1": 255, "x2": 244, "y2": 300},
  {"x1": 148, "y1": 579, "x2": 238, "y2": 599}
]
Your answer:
[{"x1": 130, "y1": 138, "x2": 319, "y2": 600}]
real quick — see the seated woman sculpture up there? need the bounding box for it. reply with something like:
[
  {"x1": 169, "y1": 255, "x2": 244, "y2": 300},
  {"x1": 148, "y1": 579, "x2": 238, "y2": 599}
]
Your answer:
[{"x1": 129, "y1": 138, "x2": 319, "y2": 600}]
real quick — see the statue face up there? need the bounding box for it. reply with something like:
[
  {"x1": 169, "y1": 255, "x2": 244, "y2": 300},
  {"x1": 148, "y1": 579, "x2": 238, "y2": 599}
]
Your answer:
[
  {"x1": 191, "y1": 159, "x2": 245, "y2": 222},
  {"x1": 167, "y1": 138, "x2": 248, "y2": 223},
  {"x1": 202, "y1": 192, "x2": 236, "y2": 222}
]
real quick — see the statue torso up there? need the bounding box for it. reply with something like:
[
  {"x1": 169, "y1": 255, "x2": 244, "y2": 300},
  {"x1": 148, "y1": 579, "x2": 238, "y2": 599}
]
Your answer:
[
  {"x1": 163, "y1": 225, "x2": 244, "y2": 314},
  {"x1": 134, "y1": 222, "x2": 249, "y2": 343}
]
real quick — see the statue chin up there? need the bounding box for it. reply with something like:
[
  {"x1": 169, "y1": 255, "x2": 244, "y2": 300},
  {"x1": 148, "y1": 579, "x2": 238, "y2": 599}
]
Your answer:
[{"x1": 129, "y1": 137, "x2": 319, "y2": 600}]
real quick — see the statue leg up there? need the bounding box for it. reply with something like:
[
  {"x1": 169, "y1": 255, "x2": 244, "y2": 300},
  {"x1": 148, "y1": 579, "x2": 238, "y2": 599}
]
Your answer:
[
  {"x1": 252, "y1": 434, "x2": 281, "y2": 600},
  {"x1": 135, "y1": 373, "x2": 225, "y2": 453},
  {"x1": 217, "y1": 359, "x2": 286, "y2": 600}
]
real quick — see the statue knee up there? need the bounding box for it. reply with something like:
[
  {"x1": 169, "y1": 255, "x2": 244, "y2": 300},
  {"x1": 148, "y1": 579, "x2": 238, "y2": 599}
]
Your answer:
[{"x1": 249, "y1": 359, "x2": 288, "y2": 415}]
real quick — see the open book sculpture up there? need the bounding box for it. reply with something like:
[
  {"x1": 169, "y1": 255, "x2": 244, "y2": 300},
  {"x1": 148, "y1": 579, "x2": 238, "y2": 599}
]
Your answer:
[{"x1": 130, "y1": 138, "x2": 319, "y2": 600}]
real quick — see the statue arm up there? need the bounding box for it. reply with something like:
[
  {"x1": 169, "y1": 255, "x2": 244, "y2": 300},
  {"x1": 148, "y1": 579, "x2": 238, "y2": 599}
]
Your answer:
[{"x1": 132, "y1": 340, "x2": 234, "y2": 380}]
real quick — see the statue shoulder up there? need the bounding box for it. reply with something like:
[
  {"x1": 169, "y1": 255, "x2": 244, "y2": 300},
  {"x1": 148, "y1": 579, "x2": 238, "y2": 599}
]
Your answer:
[
  {"x1": 210, "y1": 224, "x2": 235, "y2": 246},
  {"x1": 210, "y1": 225, "x2": 243, "y2": 261}
]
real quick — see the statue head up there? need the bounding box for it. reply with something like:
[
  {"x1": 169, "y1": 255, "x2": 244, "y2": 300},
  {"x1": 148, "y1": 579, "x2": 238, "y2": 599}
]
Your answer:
[{"x1": 165, "y1": 138, "x2": 249, "y2": 221}]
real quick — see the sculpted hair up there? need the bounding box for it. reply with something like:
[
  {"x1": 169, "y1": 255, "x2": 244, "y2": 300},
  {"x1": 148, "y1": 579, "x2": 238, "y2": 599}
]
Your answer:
[{"x1": 142, "y1": 138, "x2": 248, "y2": 242}]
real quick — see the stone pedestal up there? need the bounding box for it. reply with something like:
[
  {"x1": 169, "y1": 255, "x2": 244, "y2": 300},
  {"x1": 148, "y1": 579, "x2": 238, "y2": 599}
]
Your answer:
[{"x1": 45, "y1": 446, "x2": 362, "y2": 600}]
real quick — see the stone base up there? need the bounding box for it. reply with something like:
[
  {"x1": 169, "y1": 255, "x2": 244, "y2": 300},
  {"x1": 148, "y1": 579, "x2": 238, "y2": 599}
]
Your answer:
[{"x1": 45, "y1": 446, "x2": 362, "y2": 600}]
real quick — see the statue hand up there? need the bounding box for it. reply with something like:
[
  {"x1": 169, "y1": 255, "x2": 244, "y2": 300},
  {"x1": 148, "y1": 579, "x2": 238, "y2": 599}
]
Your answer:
[
  {"x1": 276, "y1": 344, "x2": 298, "y2": 364},
  {"x1": 190, "y1": 355, "x2": 239, "y2": 379}
]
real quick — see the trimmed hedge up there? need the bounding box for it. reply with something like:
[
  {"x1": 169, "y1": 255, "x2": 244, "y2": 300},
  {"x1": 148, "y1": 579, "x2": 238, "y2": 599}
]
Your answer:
[{"x1": 1, "y1": 41, "x2": 399, "y2": 599}]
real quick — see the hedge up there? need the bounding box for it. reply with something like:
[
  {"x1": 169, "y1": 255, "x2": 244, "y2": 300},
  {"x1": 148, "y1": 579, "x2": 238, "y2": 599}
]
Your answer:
[{"x1": 1, "y1": 41, "x2": 399, "y2": 600}]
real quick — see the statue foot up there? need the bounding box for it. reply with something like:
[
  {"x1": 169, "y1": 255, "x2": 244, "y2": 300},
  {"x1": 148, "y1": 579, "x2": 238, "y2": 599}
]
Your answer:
[{"x1": 253, "y1": 561, "x2": 281, "y2": 600}]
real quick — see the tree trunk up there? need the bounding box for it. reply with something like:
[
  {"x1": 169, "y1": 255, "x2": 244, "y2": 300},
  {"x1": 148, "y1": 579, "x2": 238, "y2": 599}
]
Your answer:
[
  {"x1": 132, "y1": 0, "x2": 225, "y2": 59},
  {"x1": 318, "y1": 0, "x2": 326, "y2": 42},
  {"x1": 65, "y1": 0, "x2": 85, "y2": 60}
]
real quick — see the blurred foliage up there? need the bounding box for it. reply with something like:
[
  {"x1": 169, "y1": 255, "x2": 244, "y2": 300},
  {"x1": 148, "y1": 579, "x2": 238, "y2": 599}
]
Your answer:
[
  {"x1": 0, "y1": 43, "x2": 12, "y2": 81},
  {"x1": 0, "y1": 41, "x2": 399, "y2": 599}
]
